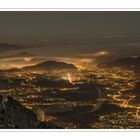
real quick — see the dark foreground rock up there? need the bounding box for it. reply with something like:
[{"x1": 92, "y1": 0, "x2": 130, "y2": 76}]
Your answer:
[
  {"x1": 35, "y1": 121, "x2": 63, "y2": 129},
  {"x1": 0, "y1": 95, "x2": 63, "y2": 129},
  {"x1": 0, "y1": 95, "x2": 37, "y2": 128}
]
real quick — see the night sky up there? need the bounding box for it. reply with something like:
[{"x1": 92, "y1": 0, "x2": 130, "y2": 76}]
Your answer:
[{"x1": 0, "y1": 12, "x2": 140, "y2": 68}]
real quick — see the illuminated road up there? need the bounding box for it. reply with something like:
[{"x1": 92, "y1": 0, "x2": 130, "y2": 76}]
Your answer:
[{"x1": 90, "y1": 86, "x2": 105, "y2": 112}]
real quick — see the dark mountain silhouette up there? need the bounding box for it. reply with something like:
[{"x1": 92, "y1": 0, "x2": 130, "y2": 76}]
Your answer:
[
  {"x1": 0, "y1": 61, "x2": 77, "y2": 72},
  {"x1": 22, "y1": 60, "x2": 77, "y2": 71},
  {"x1": 107, "y1": 57, "x2": 140, "y2": 69}
]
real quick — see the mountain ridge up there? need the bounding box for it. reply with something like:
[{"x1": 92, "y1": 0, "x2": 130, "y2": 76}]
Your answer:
[{"x1": 0, "y1": 60, "x2": 77, "y2": 72}]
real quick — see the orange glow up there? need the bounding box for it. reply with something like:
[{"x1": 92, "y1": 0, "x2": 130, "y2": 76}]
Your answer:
[{"x1": 24, "y1": 57, "x2": 32, "y2": 62}]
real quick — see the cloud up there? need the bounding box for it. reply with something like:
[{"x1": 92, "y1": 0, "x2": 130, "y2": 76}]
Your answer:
[
  {"x1": 0, "y1": 43, "x2": 27, "y2": 53},
  {"x1": 73, "y1": 51, "x2": 113, "y2": 63},
  {"x1": 0, "y1": 51, "x2": 35, "y2": 59},
  {"x1": 79, "y1": 51, "x2": 112, "y2": 58},
  {"x1": 0, "y1": 51, "x2": 48, "y2": 69},
  {"x1": 0, "y1": 43, "x2": 44, "y2": 54},
  {"x1": 0, "y1": 57, "x2": 42, "y2": 69}
]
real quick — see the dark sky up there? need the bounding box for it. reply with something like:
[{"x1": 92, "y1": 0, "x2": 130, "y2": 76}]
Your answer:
[
  {"x1": 0, "y1": 12, "x2": 140, "y2": 43},
  {"x1": 1, "y1": 11, "x2": 140, "y2": 68}
]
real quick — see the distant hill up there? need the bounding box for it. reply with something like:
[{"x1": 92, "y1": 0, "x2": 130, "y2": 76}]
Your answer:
[
  {"x1": 0, "y1": 61, "x2": 77, "y2": 73},
  {"x1": 107, "y1": 57, "x2": 140, "y2": 69},
  {"x1": 22, "y1": 60, "x2": 77, "y2": 71}
]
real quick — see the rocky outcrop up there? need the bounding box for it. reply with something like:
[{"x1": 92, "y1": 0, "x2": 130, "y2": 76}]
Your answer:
[
  {"x1": 108, "y1": 57, "x2": 140, "y2": 69},
  {"x1": 0, "y1": 95, "x2": 63, "y2": 129},
  {"x1": 0, "y1": 95, "x2": 37, "y2": 128}
]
